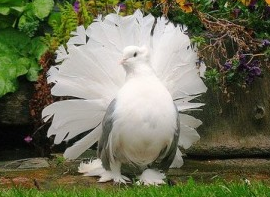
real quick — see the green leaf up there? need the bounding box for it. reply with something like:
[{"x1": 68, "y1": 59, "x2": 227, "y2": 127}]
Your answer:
[
  {"x1": 48, "y1": 11, "x2": 61, "y2": 27},
  {"x1": 0, "y1": 75, "x2": 18, "y2": 96},
  {"x1": 10, "y1": 6, "x2": 25, "y2": 13},
  {"x1": 0, "y1": 56, "x2": 21, "y2": 97},
  {"x1": 0, "y1": 28, "x2": 45, "y2": 97},
  {"x1": 30, "y1": 36, "x2": 48, "y2": 60},
  {"x1": 32, "y1": 0, "x2": 54, "y2": 19},
  {"x1": 0, "y1": 7, "x2": 10, "y2": 15},
  {"x1": 0, "y1": 0, "x2": 24, "y2": 6},
  {"x1": 0, "y1": 15, "x2": 15, "y2": 28},
  {"x1": 26, "y1": 62, "x2": 41, "y2": 81},
  {"x1": 0, "y1": 0, "x2": 25, "y2": 15},
  {"x1": 18, "y1": 13, "x2": 40, "y2": 37}
]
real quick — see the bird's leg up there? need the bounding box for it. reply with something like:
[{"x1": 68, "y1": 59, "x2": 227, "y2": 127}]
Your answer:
[
  {"x1": 137, "y1": 169, "x2": 166, "y2": 186},
  {"x1": 98, "y1": 160, "x2": 130, "y2": 184},
  {"x1": 110, "y1": 160, "x2": 130, "y2": 184}
]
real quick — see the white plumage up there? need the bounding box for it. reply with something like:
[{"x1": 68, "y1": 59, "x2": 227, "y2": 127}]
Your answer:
[{"x1": 42, "y1": 9, "x2": 207, "y2": 185}]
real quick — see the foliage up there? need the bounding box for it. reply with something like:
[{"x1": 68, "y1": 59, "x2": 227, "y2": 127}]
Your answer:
[
  {"x1": 0, "y1": 28, "x2": 48, "y2": 97},
  {"x1": 2, "y1": 0, "x2": 269, "y2": 98},
  {"x1": 43, "y1": 0, "x2": 93, "y2": 51},
  {"x1": 56, "y1": 0, "x2": 269, "y2": 97},
  {"x1": 1, "y1": 179, "x2": 270, "y2": 197},
  {"x1": 0, "y1": 0, "x2": 54, "y2": 37},
  {"x1": 44, "y1": 3, "x2": 78, "y2": 51},
  {"x1": 0, "y1": 0, "x2": 53, "y2": 97},
  {"x1": 143, "y1": 0, "x2": 270, "y2": 97}
]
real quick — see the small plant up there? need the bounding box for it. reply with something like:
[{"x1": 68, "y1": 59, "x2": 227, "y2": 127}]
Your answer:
[
  {"x1": 0, "y1": 0, "x2": 54, "y2": 97},
  {"x1": 0, "y1": 0, "x2": 54, "y2": 37},
  {"x1": 150, "y1": 0, "x2": 270, "y2": 97},
  {"x1": 43, "y1": 0, "x2": 94, "y2": 51},
  {"x1": 0, "y1": 29, "x2": 48, "y2": 97},
  {"x1": 44, "y1": 2, "x2": 79, "y2": 51},
  {"x1": 55, "y1": 155, "x2": 66, "y2": 166}
]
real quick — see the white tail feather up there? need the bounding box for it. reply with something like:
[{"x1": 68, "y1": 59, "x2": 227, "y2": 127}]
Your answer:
[
  {"x1": 170, "y1": 148, "x2": 184, "y2": 168},
  {"x1": 42, "y1": 100, "x2": 105, "y2": 144},
  {"x1": 180, "y1": 114, "x2": 202, "y2": 128},
  {"x1": 179, "y1": 124, "x2": 200, "y2": 149},
  {"x1": 63, "y1": 124, "x2": 102, "y2": 160}
]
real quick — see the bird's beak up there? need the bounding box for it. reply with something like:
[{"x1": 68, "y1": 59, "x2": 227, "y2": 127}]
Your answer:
[{"x1": 119, "y1": 58, "x2": 126, "y2": 65}]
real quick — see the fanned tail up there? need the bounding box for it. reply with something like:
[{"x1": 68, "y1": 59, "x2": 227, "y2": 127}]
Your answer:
[{"x1": 43, "y1": 10, "x2": 207, "y2": 166}]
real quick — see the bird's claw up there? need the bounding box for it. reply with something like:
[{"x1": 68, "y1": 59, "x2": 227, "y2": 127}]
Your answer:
[
  {"x1": 137, "y1": 169, "x2": 166, "y2": 186},
  {"x1": 98, "y1": 171, "x2": 131, "y2": 184},
  {"x1": 113, "y1": 174, "x2": 131, "y2": 185}
]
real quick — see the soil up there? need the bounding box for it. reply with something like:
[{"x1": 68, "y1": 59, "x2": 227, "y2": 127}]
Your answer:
[{"x1": 0, "y1": 150, "x2": 269, "y2": 190}]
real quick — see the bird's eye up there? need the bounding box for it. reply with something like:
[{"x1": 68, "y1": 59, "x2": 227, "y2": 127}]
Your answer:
[{"x1": 133, "y1": 52, "x2": 137, "y2": 57}]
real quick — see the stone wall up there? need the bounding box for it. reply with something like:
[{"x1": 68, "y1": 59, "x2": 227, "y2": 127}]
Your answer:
[
  {"x1": 0, "y1": 73, "x2": 269, "y2": 158},
  {"x1": 0, "y1": 79, "x2": 33, "y2": 125},
  {"x1": 187, "y1": 72, "x2": 270, "y2": 158}
]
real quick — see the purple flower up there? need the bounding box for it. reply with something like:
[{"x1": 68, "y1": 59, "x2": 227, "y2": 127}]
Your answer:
[
  {"x1": 262, "y1": 39, "x2": 270, "y2": 47},
  {"x1": 117, "y1": 3, "x2": 126, "y2": 11},
  {"x1": 223, "y1": 62, "x2": 232, "y2": 70},
  {"x1": 248, "y1": 0, "x2": 257, "y2": 11},
  {"x1": 232, "y1": 8, "x2": 241, "y2": 18},
  {"x1": 239, "y1": 54, "x2": 246, "y2": 64},
  {"x1": 237, "y1": 54, "x2": 247, "y2": 71},
  {"x1": 249, "y1": 0, "x2": 257, "y2": 6},
  {"x1": 252, "y1": 66, "x2": 261, "y2": 76},
  {"x1": 264, "y1": 6, "x2": 270, "y2": 19},
  {"x1": 248, "y1": 60, "x2": 261, "y2": 76},
  {"x1": 73, "y1": 0, "x2": 80, "y2": 13},
  {"x1": 24, "y1": 136, "x2": 33, "y2": 143}
]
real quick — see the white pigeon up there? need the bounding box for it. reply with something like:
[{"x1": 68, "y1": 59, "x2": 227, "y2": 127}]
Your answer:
[{"x1": 42, "y1": 9, "x2": 207, "y2": 185}]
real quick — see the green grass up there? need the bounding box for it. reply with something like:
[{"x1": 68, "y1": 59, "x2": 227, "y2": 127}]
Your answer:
[{"x1": 0, "y1": 179, "x2": 269, "y2": 197}]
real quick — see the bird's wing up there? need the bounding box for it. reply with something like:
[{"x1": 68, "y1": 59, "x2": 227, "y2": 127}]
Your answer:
[
  {"x1": 153, "y1": 104, "x2": 180, "y2": 170},
  {"x1": 97, "y1": 99, "x2": 116, "y2": 170}
]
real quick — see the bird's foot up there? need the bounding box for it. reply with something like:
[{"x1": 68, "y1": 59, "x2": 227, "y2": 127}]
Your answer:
[
  {"x1": 137, "y1": 169, "x2": 166, "y2": 186},
  {"x1": 78, "y1": 159, "x2": 106, "y2": 176},
  {"x1": 98, "y1": 171, "x2": 131, "y2": 184}
]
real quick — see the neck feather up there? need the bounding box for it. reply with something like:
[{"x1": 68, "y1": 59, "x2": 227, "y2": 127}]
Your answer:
[{"x1": 125, "y1": 63, "x2": 156, "y2": 80}]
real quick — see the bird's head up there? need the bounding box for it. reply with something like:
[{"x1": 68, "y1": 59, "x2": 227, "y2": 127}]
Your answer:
[{"x1": 120, "y1": 45, "x2": 150, "y2": 73}]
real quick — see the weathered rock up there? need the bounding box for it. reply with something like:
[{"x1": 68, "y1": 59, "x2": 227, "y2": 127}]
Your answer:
[
  {"x1": 1, "y1": 154, "x2": 270, "y2": 189},
  {"x1": 0, "y1": 79, "x2": 34, "y2": 125},
  {"x1": 1, "y1": 67, "x2": 270, "y2": 158},
  {"x1": 186, "y1": 71, "x2": 270, "y2": 157},
  {"x1": 0, "y1": 158, "x2": 49, "y2": 172}
]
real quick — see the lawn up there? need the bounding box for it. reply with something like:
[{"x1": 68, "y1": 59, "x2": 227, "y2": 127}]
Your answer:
[{"x1": 1, "y1": 179, "x2": 269, "y2": 197}]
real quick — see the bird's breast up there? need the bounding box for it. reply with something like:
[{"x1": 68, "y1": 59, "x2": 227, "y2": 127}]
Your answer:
[{"x1": 109, "y1": 76, "x2": 178, "y2": 166}]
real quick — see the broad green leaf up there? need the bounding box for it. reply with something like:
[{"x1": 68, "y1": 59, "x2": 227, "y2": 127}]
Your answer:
[
  {"x1": 0, "y1": 75, "x2": 18, "y2": 97},
  {"x1": 0, "y1": 28, "x2": 31, "y2": 51},
  {"x1": 16, "y1": 57, "x2": 31, "y2": 75},
  {"x1": 0, "y1": 15, "x2": 15, "y2": 28},
  {"x1": 0, "y1": 57, "x2": 20, "y2": 97},
  {"x1": 0, "y1": 28, "x2": 46, "y2": 97},
  {"x1": 48, "y1": 11, "x2": 61, "y2": 27},
  {"x1": 18, "y1": 12, "x2": 39, "y2": 37},
  {"x1": 26, "y1": 62, "x2": 41, "y2": 81},
  {"x1": 31, "y1": 37, "x2": 48, "y2": 60},
  {"x1": 0, "y1": 0, "x2": 24, "y2": 6},
  {"x1": 0, "y1": 7, "x2": 10, "y2": 15},
  {"x1": 10, "y1": 6, "x2": 25, "y2": 13},
  {"x1": 33, "y1": 0, "x2": 54, "y2": 19}
]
